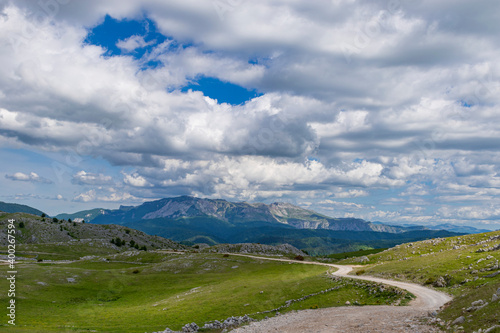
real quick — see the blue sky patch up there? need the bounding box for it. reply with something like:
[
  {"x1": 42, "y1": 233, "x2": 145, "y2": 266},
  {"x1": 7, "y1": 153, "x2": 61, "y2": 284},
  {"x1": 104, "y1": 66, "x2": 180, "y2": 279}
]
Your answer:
[
  {"x1": 182, "y1": 76, "x2": 262, "y2": 105},
  {"x1": 85, "y1": 15, "x2": 168, "y2": 59}
]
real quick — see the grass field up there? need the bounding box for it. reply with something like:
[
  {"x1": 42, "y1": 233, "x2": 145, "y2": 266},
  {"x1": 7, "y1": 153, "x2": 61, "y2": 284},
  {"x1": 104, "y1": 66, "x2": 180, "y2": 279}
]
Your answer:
[
  {"x1": 0, "y1": 250, "x2": 411, "y2": 332},
  {"x1": 341, "y1": 231, "x2": 500, "y2": 332}
]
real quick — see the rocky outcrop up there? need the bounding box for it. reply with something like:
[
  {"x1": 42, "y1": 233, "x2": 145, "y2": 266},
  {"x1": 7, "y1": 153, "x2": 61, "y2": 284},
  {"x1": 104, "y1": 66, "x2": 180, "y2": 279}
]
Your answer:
[{"x1": 202, "y1": 243, "x2": 306, "y2": 257}]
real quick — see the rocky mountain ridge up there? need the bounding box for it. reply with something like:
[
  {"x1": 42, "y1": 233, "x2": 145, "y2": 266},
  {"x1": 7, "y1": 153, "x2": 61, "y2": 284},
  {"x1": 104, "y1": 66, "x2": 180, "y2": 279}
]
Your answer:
[{"x1": 87, "y1": 196, "x2": 408, "y2": 233}]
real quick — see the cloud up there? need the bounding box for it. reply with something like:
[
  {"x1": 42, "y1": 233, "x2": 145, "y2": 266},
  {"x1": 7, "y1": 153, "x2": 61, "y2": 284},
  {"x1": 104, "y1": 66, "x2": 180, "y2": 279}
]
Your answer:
[
  {"x1": 0, "y1": 2, "x2": 500, "y2": 228},
  {"x1": 116, "y1": 35, "x2": 155, "y2": 52},
  {"x1": 72, "y1": 171, "x2": 114, "y2": 185},
  {"x1": 5, "y1": 172, "x2": 53, "y2": 184},
  {"x1": 73, "y1": 190, "x2": 96, "y2": 202},
  {"x1": 123, "y1": 172, "x2": 151, "y2": 187}
]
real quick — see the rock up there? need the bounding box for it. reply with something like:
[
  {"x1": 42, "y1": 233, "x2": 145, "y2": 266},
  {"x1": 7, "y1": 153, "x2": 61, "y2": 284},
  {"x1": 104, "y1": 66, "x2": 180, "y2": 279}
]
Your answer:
[
  {"x1": 472, "y1": 300, "x2": 484, "y2": 307},
  {"x1": 354, "y1": 256, "x2": 369, "y2": 263},
  {"x1": 345, "y1": 301, "x2": 351, "y2": 305},
  {"x1": 485, "y1": 325, "x2": 500, "y2": 333},
  {"x1": 434, "y1": 276, "x2": 447, "y2": 287},
  {"x1": 451, "y1": 316, "x2": 465, "y2": 326},
  {"x1": 66, "y1": 278, "x2": 76, "y2": 283},
  {"x1": 182, "y1": 322, "x2": 199, "y2": 332},
  {"x1": 492, "y1": 294, "x2": 499, "y2": 302}
]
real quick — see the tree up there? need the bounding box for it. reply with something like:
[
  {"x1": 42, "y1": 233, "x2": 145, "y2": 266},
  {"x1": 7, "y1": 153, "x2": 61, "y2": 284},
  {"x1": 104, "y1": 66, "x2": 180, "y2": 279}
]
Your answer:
[
  {"x1": 19, "y1": 221, "x2": 25, "y2": 228},
  {"x1": 68, "y1": 218, "x2": 72, "y2": 223},
  {"x1": 111, "y1": 238, "x2": 115, "y2": 245},
  {"x1": 140, "y1": 245, "x2": 147, "y2": 251},
  {"x1": 53, "y1": 217, "x2": 58, "y2": 223},
  {"x1": 121, "y1": 239, "x2": 126, "y2": 246},
  {"x1": 129, "y1": 240, "x2": 135, "y2": 247},
  {"x1": 114, "y1": 237, "x2": 122, "y2": 247},
  {"x1": 41, "y1": 213, "x2": 46, "y2": 218}
]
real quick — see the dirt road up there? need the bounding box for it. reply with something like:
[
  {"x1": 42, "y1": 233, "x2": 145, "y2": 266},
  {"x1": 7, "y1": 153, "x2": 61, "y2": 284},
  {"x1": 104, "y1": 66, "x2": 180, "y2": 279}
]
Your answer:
[{"x1": 229, "y1": 254, "x2": 451, "y2": 332}]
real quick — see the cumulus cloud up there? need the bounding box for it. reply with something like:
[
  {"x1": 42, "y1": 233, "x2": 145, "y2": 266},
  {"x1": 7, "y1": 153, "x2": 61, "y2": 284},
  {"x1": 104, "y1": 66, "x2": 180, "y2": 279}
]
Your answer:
[
  {"x1": 5, "y1": 172, "x2": 53, "y2": 184},
  {"x1": 72, "y1": 171, "x2": 114, "y2": 185},
  {"x1": 1, "y1": 1, "x2": 500, "y2": 227}
]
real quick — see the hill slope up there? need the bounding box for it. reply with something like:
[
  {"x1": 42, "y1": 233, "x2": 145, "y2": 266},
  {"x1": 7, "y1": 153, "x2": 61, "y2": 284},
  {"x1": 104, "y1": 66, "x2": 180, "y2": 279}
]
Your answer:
[
  {"x1": 342, "y1": 230, "x2": 500, "y2": 332},
  {"x1": 0, "y1": 212, "x2": 186, "y2": 259},
  {"x1": 0, "y1": 201, "x2": 45, "y2": 216}
]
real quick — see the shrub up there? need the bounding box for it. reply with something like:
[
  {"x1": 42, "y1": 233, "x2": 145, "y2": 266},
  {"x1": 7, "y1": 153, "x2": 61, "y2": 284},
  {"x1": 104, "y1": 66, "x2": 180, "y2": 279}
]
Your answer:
[
  {"x1": 355, "y1": 269, "x2": 366, "y2": 276},
  {"x1": 19, "y1": 222, "x2": 25, "y2": 228},
  {"x1": 52, "y1": 217, "x2": 58, "y2": 223},
  {"x1": 294, "y1": 255, "x2": 304, "y2": 261},
  {"x1": 132, "y1": 269, "x2": 140, "y2": 274},
  {"x1": 223, "y1": 254, "x2": 230, "y2": 257},
  {"x1": 41, "y1": 213, "x2": 46, "y2": 218},
  {"x1": 310, "y1": 304, "x2": 319, "y2": 309},
  {"x1": 125, "y1": 229, "x2": 130, "y2": 234}
]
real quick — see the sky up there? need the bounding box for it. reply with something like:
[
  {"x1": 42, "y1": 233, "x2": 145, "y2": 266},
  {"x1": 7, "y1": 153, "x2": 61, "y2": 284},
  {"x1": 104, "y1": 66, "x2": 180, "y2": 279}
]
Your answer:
[{"x1": 0, "y1": 0, "x2": 499, "y2": 229}]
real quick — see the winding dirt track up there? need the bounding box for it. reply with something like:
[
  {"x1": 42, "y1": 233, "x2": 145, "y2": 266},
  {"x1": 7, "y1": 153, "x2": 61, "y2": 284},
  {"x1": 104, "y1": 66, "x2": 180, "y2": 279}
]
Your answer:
[{"x1": 229, "y1": 254, "x2": 452, "y2": 333}]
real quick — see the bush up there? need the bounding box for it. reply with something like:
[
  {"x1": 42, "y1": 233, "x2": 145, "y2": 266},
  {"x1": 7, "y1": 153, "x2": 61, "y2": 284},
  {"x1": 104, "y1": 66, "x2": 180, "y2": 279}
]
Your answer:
[
  {"x1": 132, "y1": 269, "x2": 140, "y2": 274},
  {"x1": 355, "y1": 269, "x2": 366, "y2": 276},
  {"x1": 19, "y1": 222, "x2": 25, "y2": 228},
  {"x1": 41, "y1": 213, "x2": 46, "y2": 218},
  {"x1": 223, "y1": 254, "x2": 230, "y2": 257},
  {"x1": 52, "y1": 217, "x2": 58, "y2": 223},
  {"x1": 125, "y1": 229, "x2": 130, "y2": 234},
  {"x1": 294, "y1": 255, "x2": 304, "y2": 261}
]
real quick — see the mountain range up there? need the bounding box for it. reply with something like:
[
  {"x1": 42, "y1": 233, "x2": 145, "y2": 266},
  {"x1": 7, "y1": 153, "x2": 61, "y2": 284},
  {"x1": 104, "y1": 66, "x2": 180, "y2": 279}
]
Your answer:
[
  {"x1": 1, "y1": 197, "x2": 483, "y2": 254},
  {"x1": 57, "y1": 196, "x2": 461, "y2": 254}
]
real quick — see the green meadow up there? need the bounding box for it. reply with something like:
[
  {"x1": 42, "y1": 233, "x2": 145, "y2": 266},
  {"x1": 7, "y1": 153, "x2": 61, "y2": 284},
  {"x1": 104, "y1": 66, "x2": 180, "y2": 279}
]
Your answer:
[{"x1": 0, "y1": 250, "x2": 410, "y2": 332}]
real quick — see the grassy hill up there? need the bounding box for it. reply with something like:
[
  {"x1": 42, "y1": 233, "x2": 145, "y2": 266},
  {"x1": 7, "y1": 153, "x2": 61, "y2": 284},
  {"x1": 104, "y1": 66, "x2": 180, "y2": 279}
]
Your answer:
[
  {"x1": 341, "y1": 230, "x2": 500, "y2": 332},
  {"x1": 0, "y1": 212, "x2": 186, "y2": 260},
  {"x1": 0, "y1": 202, "x2": 45, "y2": 216}
]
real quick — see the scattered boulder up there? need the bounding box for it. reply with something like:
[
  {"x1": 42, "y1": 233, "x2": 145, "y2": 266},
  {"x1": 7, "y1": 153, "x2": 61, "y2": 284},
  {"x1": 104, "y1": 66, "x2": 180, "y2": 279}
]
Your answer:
[
  {"x1": 451, "y1": 316, "x2": 465, "y2": 326},
  {"x1": 492, "y1": 294, "x2": 498, "y2": 302},
  {"x1": 472, "y1": 300, "x2": 485, "y2": 307},
  {"x1": 345, "y1": 301, "x2": 351, "y2": 305},
  {"x1": 433, "y1": 276, "x2": 447, "y2": 287},
  {"x1": 485, "y1": 325, "x2": 500, "y2": 333},
  {"x1": 354, "y1": 256, "x2": 369, "y2": 263},
  {"x1": 182, "y1": 323, "x2": 199, "y2": 332}
]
